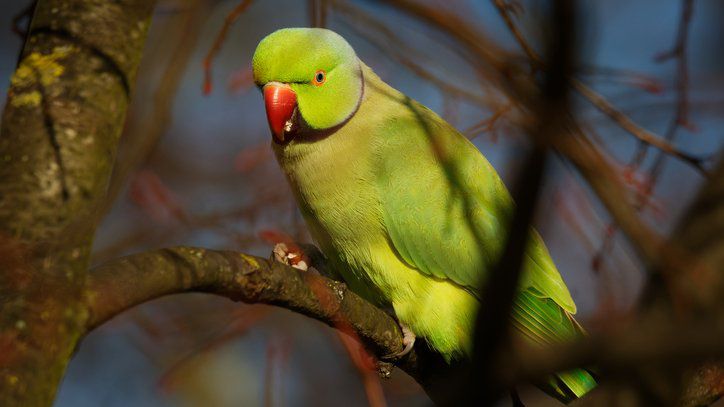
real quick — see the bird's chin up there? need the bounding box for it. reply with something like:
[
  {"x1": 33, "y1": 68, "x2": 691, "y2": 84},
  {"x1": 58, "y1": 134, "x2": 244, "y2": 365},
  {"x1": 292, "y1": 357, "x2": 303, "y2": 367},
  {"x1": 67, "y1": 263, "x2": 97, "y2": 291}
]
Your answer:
[
  {"x1": 273, "y1": 106, "x2": 300, "y2": 145},
  {"x1": 273, "y1": 109, "x2": 346, "y2": 146}
]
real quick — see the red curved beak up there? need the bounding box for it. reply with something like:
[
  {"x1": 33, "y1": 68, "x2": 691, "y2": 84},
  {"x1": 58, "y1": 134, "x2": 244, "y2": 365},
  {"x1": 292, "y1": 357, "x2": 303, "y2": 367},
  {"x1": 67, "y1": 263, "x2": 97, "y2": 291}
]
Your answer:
[{"x1": 263, "y1": 82, "x2": 297, "y2": 142}]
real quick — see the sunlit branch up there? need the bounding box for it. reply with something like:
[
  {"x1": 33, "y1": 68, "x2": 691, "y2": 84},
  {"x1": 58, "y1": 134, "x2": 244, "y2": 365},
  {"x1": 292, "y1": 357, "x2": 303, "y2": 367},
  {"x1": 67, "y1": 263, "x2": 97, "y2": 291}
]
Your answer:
[{"x1": 85, "y1": 247, "x2": 406, "y2": 362}]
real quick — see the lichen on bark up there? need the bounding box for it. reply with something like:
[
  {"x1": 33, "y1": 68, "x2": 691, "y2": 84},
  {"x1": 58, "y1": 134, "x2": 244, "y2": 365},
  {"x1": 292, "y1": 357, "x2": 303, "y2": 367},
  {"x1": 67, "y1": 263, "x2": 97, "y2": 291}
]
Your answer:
[{"x1": 0, "y1": 1, "x2": 155, "y2": 405}]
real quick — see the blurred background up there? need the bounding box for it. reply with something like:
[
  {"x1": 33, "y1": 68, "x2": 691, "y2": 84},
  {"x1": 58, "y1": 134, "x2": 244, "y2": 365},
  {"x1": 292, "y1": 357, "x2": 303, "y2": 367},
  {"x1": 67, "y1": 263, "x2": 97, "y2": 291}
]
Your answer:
[{"x1": 1, "y1": 0, "x2": 722, "y2": 405}]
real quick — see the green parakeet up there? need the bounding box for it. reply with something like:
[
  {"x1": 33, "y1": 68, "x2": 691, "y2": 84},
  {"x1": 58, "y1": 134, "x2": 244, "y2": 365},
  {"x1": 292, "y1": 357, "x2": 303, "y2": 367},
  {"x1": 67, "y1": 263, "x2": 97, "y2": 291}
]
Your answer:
[{"x1": 252, "y1": 28, "x2": 596, "y2": 403}]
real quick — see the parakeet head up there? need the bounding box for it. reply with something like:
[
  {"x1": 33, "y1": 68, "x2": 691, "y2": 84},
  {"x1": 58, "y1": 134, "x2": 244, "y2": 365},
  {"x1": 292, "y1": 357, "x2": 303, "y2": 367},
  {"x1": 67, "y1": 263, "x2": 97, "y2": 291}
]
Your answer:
[{"x1": 252, "y1": 28, "x2": 363, "y2": 143}]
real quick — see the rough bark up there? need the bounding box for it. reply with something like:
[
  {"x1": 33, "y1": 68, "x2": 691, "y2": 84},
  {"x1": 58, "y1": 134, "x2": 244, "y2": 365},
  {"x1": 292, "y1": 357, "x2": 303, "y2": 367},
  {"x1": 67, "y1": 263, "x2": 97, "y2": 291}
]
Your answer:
[
  {"x1": 0, "y1": 1, "x2": 155, "y2": 405},
  {"x1": 85, "y1": 247, "x2": 406, "y2": 360},
  {"x1": 83, "y1": 246, "x2": 481, "y2": 405}
]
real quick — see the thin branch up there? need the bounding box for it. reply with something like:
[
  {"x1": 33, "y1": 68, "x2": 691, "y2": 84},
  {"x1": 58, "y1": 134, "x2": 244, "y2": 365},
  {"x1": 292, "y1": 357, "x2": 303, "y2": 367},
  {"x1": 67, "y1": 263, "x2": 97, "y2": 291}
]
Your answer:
[
  {"x1": 636, "y1": 0, "x2": 698, "y2": 198},
  {"x1": 595, "y1": 0, "x2": 700, "y2": 286},
  {"x1": 11, "y1": 1, "x2": 36, "y2": 40},
  {"x1": 573, "y1": 81, "x2": 708, "y2": 175},
  {"x1": 203, "y1": 0, "x2": 254, "y2": 95},
  {"x1": 460, "y1": 2, "x2": 577, "y2": 404},
  {"x1": 491, "y1": 0, "x2": 536, "y2": 69},
  {"x1": 490, "y1": 0, "x2": 708, "y2": 175},
  {"x1": 382, "y1": 0, "x2": 509, "y2": 82},
  {"x1": 464, "y1": 104, "x2": 511, "y2": 139},
  {"x1": 104, "y1": 0, "x2": 210, "y2": 214},
  {"x1": 464, "y1": 146, "x2": 549, "y2": 404},
  {"x1": 579, "y1": 65, "x2": 664, "y2": 94},
  {"x1": 508, "y1": 318, "x2": 724, "y2": 389},
  {"x1": 309, "y1": 0, "x2": 328, "y2": 28},
  {"x1": 382, "y1": 0, "x2": 668, "y2": 272},
  {"x1": 332, "y1": 1, "x2": 494, "y2": 107}
]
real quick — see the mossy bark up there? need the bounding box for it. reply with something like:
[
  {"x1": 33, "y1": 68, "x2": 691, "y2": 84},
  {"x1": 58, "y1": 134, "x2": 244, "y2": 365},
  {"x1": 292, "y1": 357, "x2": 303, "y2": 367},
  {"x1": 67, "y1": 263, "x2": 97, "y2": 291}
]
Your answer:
[{"x1": 0, "y1": 1, "x2": 155, "y2": 405}]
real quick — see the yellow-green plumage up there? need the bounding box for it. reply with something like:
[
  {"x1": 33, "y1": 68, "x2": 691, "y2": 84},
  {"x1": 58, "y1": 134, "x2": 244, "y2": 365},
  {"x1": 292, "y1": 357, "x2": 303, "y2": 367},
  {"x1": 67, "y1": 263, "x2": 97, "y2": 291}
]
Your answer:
[{"x1": 253, "y1": 28, "x2": 596, "y2": 403}]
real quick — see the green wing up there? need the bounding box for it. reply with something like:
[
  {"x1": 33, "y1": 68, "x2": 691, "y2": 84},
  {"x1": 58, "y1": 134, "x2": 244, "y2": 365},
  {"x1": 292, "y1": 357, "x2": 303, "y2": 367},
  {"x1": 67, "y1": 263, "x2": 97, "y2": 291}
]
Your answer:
[
  {"x1": 374, "y1": 102, "x2": 595, "y2": 401},
  {"x1": 374, "y1": 102, "x2": 576, "y2": 312}
]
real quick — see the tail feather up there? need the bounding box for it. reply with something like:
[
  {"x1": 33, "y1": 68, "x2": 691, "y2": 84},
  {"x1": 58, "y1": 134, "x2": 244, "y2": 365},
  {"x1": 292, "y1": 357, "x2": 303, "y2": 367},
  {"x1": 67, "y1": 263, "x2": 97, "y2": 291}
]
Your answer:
[
  {"x1": 558, "y1": 368, "x2": 597, "y2": 401},
  {"x1": 512, "y1": 289, "x2": 597, "y2": 403},
  {"x1": 536, "y1": 368, "x2": 596, "y2": 404}
]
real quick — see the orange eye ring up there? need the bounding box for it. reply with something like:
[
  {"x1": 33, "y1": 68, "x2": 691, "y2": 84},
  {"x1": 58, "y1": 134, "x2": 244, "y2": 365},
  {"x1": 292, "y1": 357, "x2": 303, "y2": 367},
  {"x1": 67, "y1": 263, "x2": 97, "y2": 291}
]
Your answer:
[{"x1": 313, "y1": 70, "x2": 326, "y2": 86}]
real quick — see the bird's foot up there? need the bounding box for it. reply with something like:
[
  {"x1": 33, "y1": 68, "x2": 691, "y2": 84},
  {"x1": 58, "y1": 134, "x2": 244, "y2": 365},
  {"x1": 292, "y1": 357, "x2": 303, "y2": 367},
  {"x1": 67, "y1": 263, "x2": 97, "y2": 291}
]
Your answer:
[
  {"x1": 272, "y1": 242, "x2": 309, "y2": 271},
  {"x1": 385, "y1": 322, "x2": 416, "y2": 360},
  {"x1": 399, "y1": 323, "x2": 416, "y2": 356}
]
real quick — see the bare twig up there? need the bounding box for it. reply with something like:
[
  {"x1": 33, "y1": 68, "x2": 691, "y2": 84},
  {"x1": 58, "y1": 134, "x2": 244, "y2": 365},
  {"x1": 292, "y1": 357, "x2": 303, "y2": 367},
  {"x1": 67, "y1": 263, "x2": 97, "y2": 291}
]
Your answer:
[
  {"x1": 636, "y1": 0, "x2": 698, "y2": 198},
  {"x1": 332, "y1": 1, "x2": 495, "y2": 107},
  {"x1": 11, "y1": 1, "x2": 36, "y2": 40},
  {"x1": 309, "y1": 0, "x2": 328, "y2": 28},
  {"x1": 464, "y1": 104, "x2": 511, "y2": 139},
  {"x1": 104, "y1": 0, "x2": 210, "y2": 214},
  {"x1": 203, "y1": 0, "x2": 254, "y2": 95},
  {"x1": 383, "y1": 0, "x2": 509, "y2": 81},
  {"x1": 573, "y1": 81, "x2": 708, "y2": 175},
  {"x1": 490, "y1": 0, "x2": 708, "y2": 175},
  {"x1": 508, "y1": 318, "x2": 724, "y2": 388},
  {"x1": 579, "y1": 65, "x2": 664, "y2": 94},
  {"x1": 595, "y1": 0, "x2": 700, "y2": 285},
  {"x1": 460, "y1": 2, "x2": 575, "y2": 404},
  {"x1": 383, "y1": 0, "x2": 669, "y2": 273}
]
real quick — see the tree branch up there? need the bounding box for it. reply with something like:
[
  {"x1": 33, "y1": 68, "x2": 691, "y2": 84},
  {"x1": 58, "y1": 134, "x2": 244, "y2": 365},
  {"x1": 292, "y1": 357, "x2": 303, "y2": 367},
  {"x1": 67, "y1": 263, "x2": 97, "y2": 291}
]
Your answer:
[
  {"x1": 102, "y1": 0, "x2": 211, "y2": 215},
  {"x1": 86, "y1": 247, "x2": 404, "y2": 369},
  {"x1": 82, "y1": 152, "x2": 724, "y2": 405},
  {"x1": 86, "y1": 246, "x2": 486, "y2": 404},
  {"x1": 0, "y1": 1, "x2": 155, "y2": 404},
  {"x1": 491, "y1": 0, "x2": 708, "y2": 175},
  {"x1": 383, "y1": 0, "x2": 670, "y2": 270}
]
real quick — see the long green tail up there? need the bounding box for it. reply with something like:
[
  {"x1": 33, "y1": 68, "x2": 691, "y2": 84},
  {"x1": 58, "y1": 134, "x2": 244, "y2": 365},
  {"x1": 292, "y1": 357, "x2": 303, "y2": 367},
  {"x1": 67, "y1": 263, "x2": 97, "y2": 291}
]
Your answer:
[
  {"x1": 511, "y1": 288, "x2": 597, "y2": 403},
  {"x1": 540, "y1": 367, "x2": 597, "y2": 404}
]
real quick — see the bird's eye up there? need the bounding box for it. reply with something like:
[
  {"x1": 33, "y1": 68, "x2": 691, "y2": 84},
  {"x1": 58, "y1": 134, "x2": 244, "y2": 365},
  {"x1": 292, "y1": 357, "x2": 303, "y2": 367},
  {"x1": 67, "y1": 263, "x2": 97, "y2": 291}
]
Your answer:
[{"x1": 313, "y1": 70, "x2": 326, "y2": 86}]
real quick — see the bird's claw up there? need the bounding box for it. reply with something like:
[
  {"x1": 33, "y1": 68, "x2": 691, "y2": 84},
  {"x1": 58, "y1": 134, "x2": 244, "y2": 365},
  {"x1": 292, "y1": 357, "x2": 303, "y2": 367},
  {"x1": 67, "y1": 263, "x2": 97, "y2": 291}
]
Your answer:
[
  {"x1": 272, "y1": 242, "x2": 309, "y2": 271},
  {"x1": 384, "y1": 322, "x2": 416, "y2": 360}
]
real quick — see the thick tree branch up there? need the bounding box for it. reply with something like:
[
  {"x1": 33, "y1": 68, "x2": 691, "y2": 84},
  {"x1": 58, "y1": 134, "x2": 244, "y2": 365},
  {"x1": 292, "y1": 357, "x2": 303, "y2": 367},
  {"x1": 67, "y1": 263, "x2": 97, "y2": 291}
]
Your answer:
[
  {"x1": 0, "y1": 1, "x2": 155, "y2": 405},
  {"x1": 85, "y1": 246, "x2": 474, "y2": 404},
  {"x1": 84, "y1": 236, "x2": 724, "y2": 405},
  {"x1": 85, "y1": 247, "x2": 403, "y2": 356}
]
